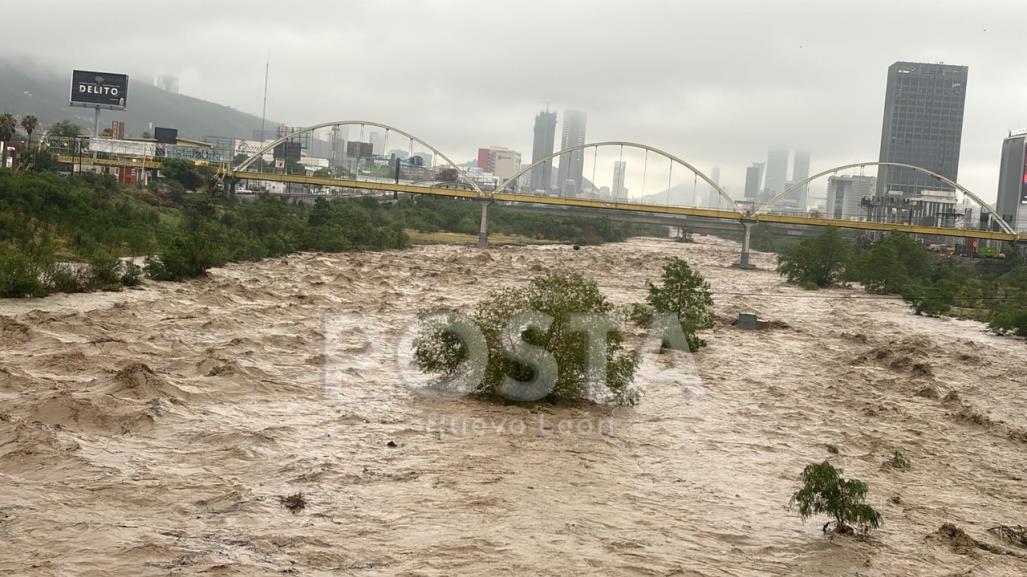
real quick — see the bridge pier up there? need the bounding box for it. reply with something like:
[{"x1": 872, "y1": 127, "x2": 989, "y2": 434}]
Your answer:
[
  {"x1": 478, "y1": 199, "x2": 490, "y2": 248},
  {"x1": 734, "y1": 220, "x2": 757, "y2": 270}
]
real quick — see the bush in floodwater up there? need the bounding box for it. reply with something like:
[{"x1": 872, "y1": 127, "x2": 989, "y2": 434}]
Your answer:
[
  {"x1": 883, "y1": 450, "x2": 911, "y2": 471},
  {"x1": 645, "y1": 258, "x2": 714, "y2": 352},
  {"x1": 777, "y1": 226, "x2": 851, "y2": 289},
  {"x1": 413, "y1": 273, "x2": 640, "y2": 405},
  {"x1": 44, "y1": 262, "x2": 86, "y2": 294},
  {"x1": 0, "y1": 248, "x2": 48, "y2": 298},
  {"x1": 145, "y1": 234, "x2": 229, "y2": 281},
  {"x1": 87, "y1": 249, "x2": 123, "y2": 290},
  {"x1": 791, "y1": 461, "x2": 881, "y2": 535},
  {"x1": 120, "y1": 261, "x2": 143, "y2": 287}
]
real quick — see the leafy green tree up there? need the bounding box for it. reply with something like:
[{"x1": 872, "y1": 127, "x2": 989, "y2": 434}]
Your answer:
[
  {"x1": 414, "y1": 273, "x2": 640, "y2": 405},
  {"x1": 791, "y1": 461, "x2": 881, "y2": 535},
  {"x1": 48, "y1": 120, "x2": 83, "y2": 138},
  {"x1": 160, "y1": 158, "x2": 213, "y2": 191},
  {"x1": 777, "y1": 226, "x2": 851, "y2": 288},
  {"x1": 645, "y1": 258, "x2": 714, "y2": 352}
]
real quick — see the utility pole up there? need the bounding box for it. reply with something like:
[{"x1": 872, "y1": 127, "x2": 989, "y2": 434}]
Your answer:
[{"x1": 259, "y1": 59, "x2": 269, "y2": 173}]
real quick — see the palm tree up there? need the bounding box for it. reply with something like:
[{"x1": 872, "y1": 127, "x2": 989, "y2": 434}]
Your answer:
[
  {"x1": 0, "y1": 113, "x2": 17, "y2": 168},
  {"x1": 20, "y1": 115, "x2": 38, "y2": 147}
]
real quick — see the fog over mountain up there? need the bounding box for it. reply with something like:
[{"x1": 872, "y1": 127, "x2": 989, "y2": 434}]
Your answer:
[
  {"x1": 0, "y1": 60, "x2": 271, "y2": 141},
  {"x1": 4, "y1": 0, "x2": 1027, "y2": 202}
]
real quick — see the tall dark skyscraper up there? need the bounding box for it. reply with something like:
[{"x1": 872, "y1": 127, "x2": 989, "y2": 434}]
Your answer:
[
  {"x1": 791, "y1": 150, "x2": 811, "y2": 208},
  {"x1": 995, "y1": 130, "x2": 1027, "y2": 233},
  {"x1": 530, "y1": 110, "x2": 557, "y2": 192},
  {"x1": 744, "y1": 162, "x2": 764, "y2": 200},
  {"x1": 557, "y1": 109, "x2": 587, "y2": 194},
  {"x1": 876, "y1": 61, "x2": 968, "y2": 198},
  {"x1": 764, "y1": 147, "x2": 790, "y2": 201}
]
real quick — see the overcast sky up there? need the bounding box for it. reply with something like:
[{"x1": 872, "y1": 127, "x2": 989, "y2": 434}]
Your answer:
[{"x1": 8, "y1": 0, "x2": 1027, "y2": 202}]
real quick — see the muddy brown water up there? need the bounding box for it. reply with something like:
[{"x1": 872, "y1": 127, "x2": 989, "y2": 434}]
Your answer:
[{"x1": 1, "y1": 237, "x2": 1025, "y2": 576}]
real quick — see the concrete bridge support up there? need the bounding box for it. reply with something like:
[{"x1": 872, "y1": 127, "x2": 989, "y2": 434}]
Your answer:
[
  {"x1": 478, "y1": 199, "x2": 490, "y2": 248},
  {"x1": 735, "y1": 220, "x2": 757, "y2": 269}
]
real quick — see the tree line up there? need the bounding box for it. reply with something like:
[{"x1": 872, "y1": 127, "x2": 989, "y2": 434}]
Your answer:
[
  {"x1": 775, "y1": 226, "x2": 1027, "y2": 336},
  {"x1": 0, "y1": 161, "x2": 668, "y2": 298}
]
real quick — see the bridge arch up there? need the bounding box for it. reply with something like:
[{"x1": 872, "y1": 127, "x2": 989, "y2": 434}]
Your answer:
[
  {"x1": 496, "y1": 142, "x2": 737, "y2": 210},
  {"x1": 755, "y1": 161, "x2": 1016, "y2": 235},
  {"x1": 231, "y1": 120, "x2": 484, "y2": 196}
]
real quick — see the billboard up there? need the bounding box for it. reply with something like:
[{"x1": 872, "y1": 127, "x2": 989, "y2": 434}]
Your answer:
[
  {"x1": 70, "y1": 70, "x2": 128, "y2": 109},
  {"x1": 274, "y1": 142, "x2": 302, "y2": 163},
  {"x1": 154, "y1": 127, "x2": 178, "y2": 144},
  {"x1": 86, "y1": 138, "x2": 156, "y2": 157}
]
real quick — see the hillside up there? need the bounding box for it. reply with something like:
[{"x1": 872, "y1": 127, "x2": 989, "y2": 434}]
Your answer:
[{"x1": 0, "y1": 59, "x2": 273, "y2": 141}]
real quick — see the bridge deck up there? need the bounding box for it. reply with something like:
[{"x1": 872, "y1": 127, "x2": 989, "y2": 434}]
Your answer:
[{"x1": 229, "y1": 170, "x2": 1019, "y2": 242}]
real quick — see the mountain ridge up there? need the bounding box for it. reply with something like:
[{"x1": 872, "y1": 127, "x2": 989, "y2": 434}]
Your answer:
[{"x1": 0, "y1": 59, "x2": 274, "y2": 141}]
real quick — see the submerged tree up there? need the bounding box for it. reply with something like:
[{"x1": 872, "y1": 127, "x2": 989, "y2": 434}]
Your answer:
[
  {"x1": 777, "y1": 226, "x2": 851, "y2": 289},
  {"x1": 644, "y1": 258, "x2": 714, "y2": 352},
  {"x1": 791, "y1": 461, "x2": 881, "y2": 535},
  {"x1": 414, "y1": 273, "x2": 640, "y2": 405}
]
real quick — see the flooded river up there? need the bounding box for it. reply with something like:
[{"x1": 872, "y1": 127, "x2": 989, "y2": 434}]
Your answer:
[{"x1": 1, "y1": 237, "x2": 1025, "y2": 576}]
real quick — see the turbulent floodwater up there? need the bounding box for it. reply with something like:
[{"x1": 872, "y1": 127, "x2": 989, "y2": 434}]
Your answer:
[{"x1": 1, "y1": 237, "x2": 1025, "y2": 576}]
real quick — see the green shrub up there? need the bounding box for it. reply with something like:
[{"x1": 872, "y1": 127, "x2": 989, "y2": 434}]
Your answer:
[
  {"x1": 88, "y1": 249, "x2": 122, "y2": 289},
  {"x1": 626, "y1": 302, "x2": 655, "y2": 328},
  {"x1": 777, "y1": 226, "x2": 851, "y2": 288},
  {"x1": 414, "y1": 273, "x2": 640, "y2": 405},
  {"x1": 0, "y1": 249, "x2": 48, "y2": 298},
  {"x1": 989, "y1": 308, "x2": 1027, "y2": 336},
  {"x1": 120, "y1": 261, "x2": 143, "y2": 287},
  {"x1": 44, "y1": 263, "x2": 85, "y2": 294},
  {"x1": 791, "y1": 461, "x2": 881, "y2": 535},
  {"x1": 645, "y1": 258, "x2": 714, "y2": 352},
  {"x1": 884, "y1": 451, "x2": 911, "y2": 471}
]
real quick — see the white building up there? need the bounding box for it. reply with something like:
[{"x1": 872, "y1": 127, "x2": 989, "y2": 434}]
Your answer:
[
  {"x1": 826, "y1": 175, "x2": 875, "y2": 221},
  {"x1": 612, "y1": 160, "x2": 628, "y2": 200}
]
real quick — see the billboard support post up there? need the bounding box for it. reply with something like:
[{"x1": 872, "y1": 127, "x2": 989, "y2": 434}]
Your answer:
[{"x1": 93, "y1": 106, "x2": 100, "y2": 139}]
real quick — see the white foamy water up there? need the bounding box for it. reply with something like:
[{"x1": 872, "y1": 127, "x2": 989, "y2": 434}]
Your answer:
[{"x1": 1, "y1": 237, "x2": 1025, "y2": 575}]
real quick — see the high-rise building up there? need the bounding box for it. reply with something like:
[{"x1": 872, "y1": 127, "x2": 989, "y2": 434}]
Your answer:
[
  {"x1": 744, "y1": 162, "x2": 764, "y2": 200},
  {"x1": 791, "y1": 150, "x2": 810, "y2": 208},
  {"x1": 764, "y1": 148, "x2": 790, "y2": 201},
  {"x1": 877, "y1": 61, "x2": 968, "y2": 198},
  {"x1": 111, "y1": 121, "x2": 125, "y2": 139},
  {"x1": 330, "y1": 125, "x2": 347, "y2": 171},
  {"x1": 557, "y1": 110, "x2": 587, "y2": 194},
  {"x1": 706, "y1": 166, "x2": 721, "y2": 207},
  {"x1": 996, "y1": 130, "x2": 1027, "y2": 233},
  {"x1": 368, "y1": 131, "x2": 384, "y2": 155},
  {"x1": 612, "y1": 160, "x2": 628, "y2": 200},
  {"x1": 477, "y1": 146, "x2": 522, "y2": 181},
  {"x1": 530, "y1": 110, "x2": 557, "y2": 193},
  {"x1": 826, "y1": 175, "x2": 876, "y2": 221}
]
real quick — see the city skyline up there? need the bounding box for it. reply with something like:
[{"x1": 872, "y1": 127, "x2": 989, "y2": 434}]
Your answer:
[{"x1": 5, "y1": 1, "x2": 1027, "y2": 202}]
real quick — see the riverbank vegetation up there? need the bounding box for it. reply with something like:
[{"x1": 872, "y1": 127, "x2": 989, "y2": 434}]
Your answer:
[
  {"x1": 775, "y1": 226, "x2": 1027, "y2": 337},
  {"x1": 0, "y1": 169, "x2": 668, "y2": 297}
]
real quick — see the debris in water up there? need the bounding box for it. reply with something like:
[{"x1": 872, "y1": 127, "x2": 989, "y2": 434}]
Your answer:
[{"x1": 279, "y1": 493, "x2": 306, "y2": 514}]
